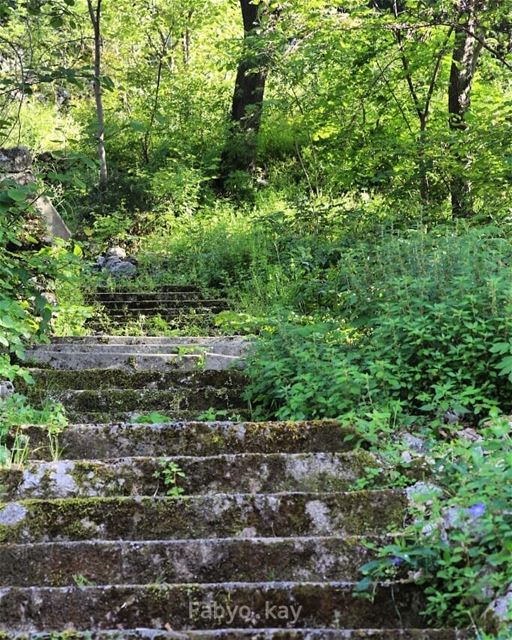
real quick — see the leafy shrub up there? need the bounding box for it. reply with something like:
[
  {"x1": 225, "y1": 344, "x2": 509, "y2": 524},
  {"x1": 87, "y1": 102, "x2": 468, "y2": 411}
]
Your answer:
[
  {"x1": 357, "y1": 417, "x2": 512, "y2": 634},
  {"x1": 0, "y1": 393, "x2": 68, "y2": 467},
  {"x1": 245, "y1": 228, "x2": 512, "y2": 422}
]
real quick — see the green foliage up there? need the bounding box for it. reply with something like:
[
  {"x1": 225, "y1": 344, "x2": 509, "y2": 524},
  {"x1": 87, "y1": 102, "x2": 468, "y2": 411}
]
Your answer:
[
  {"x1": 153, "y1": 460, "x2": 186, "y2": 498},
  {"x1": 134, "y1": 411, "x2": 172, "y2": 424},
  {"x1": 357, "y1": 417, "x2": 512, "y2": 634},
  {"x1": 0, "y1": 393, "x2": 68, "y2": 467},
  {"x1": 245, "y1": 228, "x2": 512, "y2": 422}
]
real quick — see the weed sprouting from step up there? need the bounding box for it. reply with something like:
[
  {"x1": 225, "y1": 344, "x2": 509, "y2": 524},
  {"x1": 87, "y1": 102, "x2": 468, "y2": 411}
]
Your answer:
[
  {"x1": 0, "y1": 394, "x2": 68, "y2": 468},
  {"x1": 197, "y1": 407, "x2": 245, "y2": 421},
  {"x1": 153, "y1": 459, "x2": 186, "y2": 498},
  {"x1": 134, "y1": 411, "x2": 172, "y2": 424}
]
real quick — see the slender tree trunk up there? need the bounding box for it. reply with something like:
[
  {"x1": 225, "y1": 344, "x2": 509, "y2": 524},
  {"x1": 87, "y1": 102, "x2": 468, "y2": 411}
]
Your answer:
[
  {"x1": 448, "y1": 0, "x2": 483, "y2": 217},
  {"x1": 87, "y1": 0, "x2": 108, "y2": 185},
  {"x1": 217, "y1": 0, "x2": 269, "y2": 187}
]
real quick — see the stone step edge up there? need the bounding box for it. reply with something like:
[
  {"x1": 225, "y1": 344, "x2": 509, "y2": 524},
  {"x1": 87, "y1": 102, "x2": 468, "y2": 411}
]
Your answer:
[
  {"x1": 49, "y1": 336, "x2": 246, "y2": 343},
  {"x1": 5, "y1": 450, "x2": 375, "y2": 466},
  {"x1": 0, "y1": 488, "x2": 402, "y2": 505},
  {"x1": 0, "y1": 533, "x2": 384, "y2": 551},
  {"x1": 0, "y1": 629, "x2": 470, "y2": 640}
]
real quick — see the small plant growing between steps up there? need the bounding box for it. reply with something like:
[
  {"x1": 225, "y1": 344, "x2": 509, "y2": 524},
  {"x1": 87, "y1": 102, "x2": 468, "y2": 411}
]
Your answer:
[
  {"x1": 0, "y1": 393, "x2": 68, "y2": 468},
  {"x1": 135, "y1": 411, "x2": 172, "y2": 424},
  {"x1": 197, "y1": 407, "x2": 245, "y2": 421},
  {"x1": 153, "y1": 460, "x2": 186, "y2": 497},
  {"x1": 72, "y1": 574, "x2": 96, "y2": 587}
]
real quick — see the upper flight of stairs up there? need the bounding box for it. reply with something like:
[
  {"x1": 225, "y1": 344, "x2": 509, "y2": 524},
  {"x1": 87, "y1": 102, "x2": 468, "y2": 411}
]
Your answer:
[
  {"x1": 0, "y1": 291, "x2": 466, "y2": 638},
  {"x1": 87, "y1": 286, "x2": 229, "y2": 330}
]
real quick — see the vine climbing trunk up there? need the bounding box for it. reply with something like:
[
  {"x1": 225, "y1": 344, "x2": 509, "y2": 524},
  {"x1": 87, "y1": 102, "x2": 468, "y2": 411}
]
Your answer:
[
  {"x1": 448, "y1": 0, "x2": 484, "y2": 218},
  {"x1": 87, "y1": 0, "x2": 108, "y2": 185}
]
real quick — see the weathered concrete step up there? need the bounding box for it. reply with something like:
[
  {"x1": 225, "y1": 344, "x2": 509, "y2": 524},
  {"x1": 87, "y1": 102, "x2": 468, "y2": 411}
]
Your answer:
[
  {"x1": 27, "y1": 341, "x2": 249, "y2": 357},
  {"x1": 0, "y1": 536, "x2": 378, "y2": 586},
  {"x1": 37, "y1": 388, "x2": 244, "y2": 414},
  {"x1": 19, "y1": 421, "x2": 354, "y2": 460},
  {"x1": 21, "y1": 369, "x2": 247, "y2": 392},
  {"x1": 102, "y1": 301, "x2": 227, "y2": 318},
  {"x1": 50, "y1": 337, "x2": 245, "y2": 346},
  {"x1": 0, "y1": 452, "x2": 379, "y2": 501},
  {"x1": 0, "y1": 491, "x2": 406, "y2": 543},
  {"x1": 95, "y1": 285, "x2": 200, "y2": 294},
  {"x1": 97, "y1": 300, "x2": 228, "y2": 311},
  {"x1": 24, "y1": 351, "x2": 243, "y2": 372},
  {"x1": 0, "y1": 581, "x2": 425, "y2": 631},
  {"x1": 0, "y1": 630, "x2": 469, "y2": 640},
  {"x1": 92, "y1": 292, "x2": 203, "y2": 302},
  {"x1": 64, "y1": 409, "x2": 250, "y2": 425}
]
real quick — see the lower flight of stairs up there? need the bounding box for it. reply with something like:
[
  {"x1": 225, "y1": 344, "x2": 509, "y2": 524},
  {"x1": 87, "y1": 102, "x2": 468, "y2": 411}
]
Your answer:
[{"x1": 0, "y1": 334, "x2": 467, "y2": 638}]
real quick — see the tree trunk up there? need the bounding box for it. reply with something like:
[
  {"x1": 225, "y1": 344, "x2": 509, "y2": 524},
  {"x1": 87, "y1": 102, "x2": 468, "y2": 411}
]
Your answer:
[
  {"x1": 217, "y1": 0, "x2": 269, "y2": 187},
  {"x1": 87, "y1": 0, "x2": 108, "y2": 185},
  {"x1": 448, "y1": 0, "x2": 483, "y2": 217}
]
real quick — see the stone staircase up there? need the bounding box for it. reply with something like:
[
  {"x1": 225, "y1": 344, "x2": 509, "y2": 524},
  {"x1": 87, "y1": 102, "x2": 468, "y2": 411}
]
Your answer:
[
  {"x1": 87, "y1": 287, "x2": 229, "y2": 330},
  {"x1": 0, "y1": 330, "x2": 466, "y2": 637}
]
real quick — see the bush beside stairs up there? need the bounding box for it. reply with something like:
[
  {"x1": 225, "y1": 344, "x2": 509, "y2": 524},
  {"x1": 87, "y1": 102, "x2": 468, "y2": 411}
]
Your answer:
[{"x1": 0, "y1": 289, "x2": 466, "y2": 638}]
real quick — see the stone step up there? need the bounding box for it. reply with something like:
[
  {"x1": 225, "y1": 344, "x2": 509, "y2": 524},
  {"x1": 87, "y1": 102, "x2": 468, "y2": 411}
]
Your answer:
[
  {"x1": 50, "y1": 337, "x2": 245, "y2": 346},
  {"x1": 24, "y1": 351, "x2": 243, "y2": 372},
  {"x1": 97, "y1": 306, "x2": 225, "y2": 316},
  {"x1": 21, "y1": 369, "x2": 247, "y2": 392},
  {"x1": 0, "y1": 581, "x2": 425, "y2": 631},
  {"x1": 0, "y1": 491, "x2": 406, "y2": 543},
  {"x1": 32, "y1": 388, "x2": 245, "y2": 414},
  {"x1": 92, "y1": 292, "x2": 203, "y2": 301},
  {"x1": 26, "y1": 340, "x2": 249, "y2": 357},
  {"x1": 0, "y1": 452, "x2": 379, "y2": 501},
  {"x1": 0, "y1": 629, "x2": 468, "y2": 640},
  {"x1": 0, "y1": 536, "x2": 378, "y2": 586},
  {"x1": 18, "y1": 421, "x2": 354, "y2": 460},
  {"x1": 96, "y1": 300, "x2": 228, "y2": 311},
  {"x1": 64, "y1": 409, "x2": 250, "y2": 425},
  {"x1": 94, "y1": 285, "x2": 201, "y2": 294}
]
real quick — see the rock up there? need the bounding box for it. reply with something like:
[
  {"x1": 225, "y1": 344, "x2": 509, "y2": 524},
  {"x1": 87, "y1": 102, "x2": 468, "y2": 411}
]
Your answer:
[
  {"x1": 0, "y1": 147, "x2": 71, "y2": 242},
  {"x1": 106, "y1": 246, "x2": 127, "y2": 260},
  {"x1": 0, "y1": 146, "x2": 32, "y2": 172},
  {"x1": 402, "y1": 432, "x2": 427, "y2": 453},
  {"x1": 0, "y1": 381, "x2": 15, "y2": 400},
  {"x1": 104, "y1": 256, "x2": 122, "y2": 270},
  {"x1": 459, "y1": 427, "x2": 483, "y2": 442},
  {"x1": 481, "y1": 585, "x2": 512, "y2": 634},
  {"x1": 443, "y1": 409, "x2": 461, "y2": 424},
  {"x1": 109, "y1": 260, "x2": 137, "y2": 278}
]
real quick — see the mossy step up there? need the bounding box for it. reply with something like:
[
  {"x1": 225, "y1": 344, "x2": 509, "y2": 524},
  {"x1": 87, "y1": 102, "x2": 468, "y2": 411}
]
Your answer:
[
  {"x1": 0, "y1": 630, "x2": 470, "y2": 640},
  {"x1": 96, "y1": 300, "x2": 228, "y2": 311},
  {"x1": 31, "y1": 388, "x2": 245, "y2": 414},
  {"x1": 64, "y1": 409, "x2": 251, "y2": 425},
  {"x1": 50, "y1": 337, "x2": 245, "y2": 345},
  {"x1": 0, "y1": 491, "x2": 406, "y2": 543},
  {"x1": 0, "y1": 535, "x2": 379, "y2": 586},
  {"x1": 19, "y1": 421, "x2": 355, "y2": 460},
  {"x1": 100, "y1": 306, "x2": 227, "y2": 317},
  {"x1": 94, "y1": 285, "x2": 200, "y2": 294},
  {"x1": 26, "y1": 340, "x2": 248, "y2": 357},
  {"x1": 21, "y1": 369, "x2": 247, "y2": 392},
  {"x1": 0, "y1": 581, "x2": 425, "y2": 631},
  {"x1": 91, "y1": 292, "x2": 203, "y2": 301},
  {"x1": 0, "y1": 452, "x2": 380, "y2": 501},
  {"x1": 24, "y1": 351, "x2": 243, "y2": 372}
]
